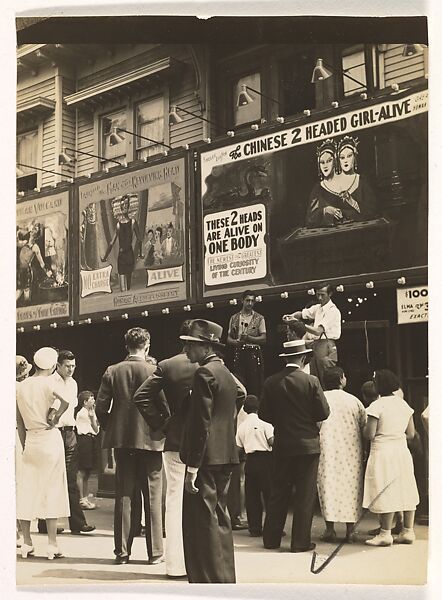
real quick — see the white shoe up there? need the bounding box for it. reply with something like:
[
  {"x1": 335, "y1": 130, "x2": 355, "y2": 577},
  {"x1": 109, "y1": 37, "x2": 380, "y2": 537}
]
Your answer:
[
  {"x1": 365, "y1": 531, "x2": 393, "y2": 546},
  {"x1": 20, "y1": 544, "x2": 34, "y2": 558},
  {"x1": 80, "y1": 497, "x2": 96, "y2": 510},
  {"x1": 394, "y1": 529, "x2": 415, "y2": 544},
  {"x1": 47, "y1": 545, "x2": 64, "y2": 560}
]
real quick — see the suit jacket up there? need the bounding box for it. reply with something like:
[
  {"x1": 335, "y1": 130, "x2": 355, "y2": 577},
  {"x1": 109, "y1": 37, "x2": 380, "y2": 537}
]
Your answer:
[
  {"x1": 96, "y1": 356, "x2": 165, "y2": 451},
  {"x1": 133, "y1": 352, "x2": 198, "y2": 452},
  {"x1": 180, "y1": 355, "x2": 245, "y2": 469},
  {"x1": 259, "y1": 366, "x2": 330, "y2": 457}
]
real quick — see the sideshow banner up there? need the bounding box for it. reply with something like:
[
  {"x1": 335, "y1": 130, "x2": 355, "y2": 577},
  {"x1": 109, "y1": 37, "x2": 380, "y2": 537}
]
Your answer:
[
  {"x1": 16, "y1": 191, "x2": 70, "y2": 324},
  {"x1": 78, "y1": 158, "x2": 188, "y2": 316},
  {"x1": 200, "y1": 89, "x2": 428, "y2": 297},
  {"x1": 397, "y1": 285, "x2": 428, "y2": 324}
]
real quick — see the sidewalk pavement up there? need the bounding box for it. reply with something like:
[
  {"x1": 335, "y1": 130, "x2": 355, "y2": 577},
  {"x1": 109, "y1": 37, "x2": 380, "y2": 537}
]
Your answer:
[{"x1": 16, "y1": 490, "x2": 428, "y2": 587}]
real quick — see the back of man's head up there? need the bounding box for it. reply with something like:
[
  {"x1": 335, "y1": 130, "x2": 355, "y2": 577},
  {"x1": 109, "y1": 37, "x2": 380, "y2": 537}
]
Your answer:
[
  {"x1": 125, "y1": 327, "x2": 150, "y2": 351},
  {"x1": 244, "y1": 395, "x2": 260, "y2": 414},
  {"x1": 287, "y1": 320, "x2": 306, "y2": 340}
]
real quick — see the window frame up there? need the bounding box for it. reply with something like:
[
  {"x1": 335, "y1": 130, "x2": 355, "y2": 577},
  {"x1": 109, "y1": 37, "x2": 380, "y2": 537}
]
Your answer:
[
  {"x1": 16, "y1": 125, "x2": 43, "y2": 191},
  {"x1": 93, "y1": 84, "x2": 169, "y2": 171}
]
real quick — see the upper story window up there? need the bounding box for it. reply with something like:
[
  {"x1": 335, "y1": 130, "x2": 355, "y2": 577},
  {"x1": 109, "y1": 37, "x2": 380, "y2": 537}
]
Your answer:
[
  {"x1": 234, "y1": 72, "x2": 262, "y2": 126},
  {"x1": 101, "y1": 109, "x2": 127, "y2": 170},
  {"x1": 17, "y1": 129, "x2": 38, "y2": 192},
  {"x1": 135, "y1": 96, "x2": 165, "y2": 160},
  {"x1": 341, "y1": 45, "x2": 368, "y2": 96}
]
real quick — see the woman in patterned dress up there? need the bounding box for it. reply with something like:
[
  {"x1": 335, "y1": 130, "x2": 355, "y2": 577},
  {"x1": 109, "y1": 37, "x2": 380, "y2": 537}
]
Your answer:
[{"x1": 317, "y1": 366, "x2": 366, "y2": 542}]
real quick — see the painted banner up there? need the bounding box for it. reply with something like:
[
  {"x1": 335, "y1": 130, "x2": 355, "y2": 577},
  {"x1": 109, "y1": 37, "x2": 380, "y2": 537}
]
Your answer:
[
  {"x1": 16, "y1": 191, "x2": 70, "y2": 323},
  {"x1": 204, "y1": 203, "x2": 267, "y2": 286},
  {"x1": 200, "y1": 88, "x2": 428, "y2": 297},
  {"x1": 397, "y1": 285, "x2": 428, "y2": 324},
  {"x1": 78, "y1": 158, "x2": 188, "y2": 316}
]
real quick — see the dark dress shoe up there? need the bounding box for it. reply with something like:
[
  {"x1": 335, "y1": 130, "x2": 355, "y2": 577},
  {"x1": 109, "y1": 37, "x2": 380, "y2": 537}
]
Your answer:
[
  {"x1": 291, "y1": 542, "x2": 316, "y2": 553},
  {"x1": 232, "y1": 520, "x2": 248, "y2": 531},
  {"x1": 115, "y1": 555, "x2": 130, "y2": 564},
  {"x1": 70, "y1": 524, "x2": 96, "y2": 534}
]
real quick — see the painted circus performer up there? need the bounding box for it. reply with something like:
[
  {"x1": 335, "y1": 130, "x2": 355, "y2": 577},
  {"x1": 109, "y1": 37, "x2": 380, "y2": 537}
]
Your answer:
[
  {"x1": 102, "y1": 195, "x2": 144, "y2": 292},
  {"x1": 305, "y1": 136, "x2": 376, "y2": 228}
]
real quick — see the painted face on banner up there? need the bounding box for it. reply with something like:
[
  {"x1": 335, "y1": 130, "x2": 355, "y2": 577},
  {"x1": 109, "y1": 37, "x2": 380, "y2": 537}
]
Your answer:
[
  {"x1": 319, "y1": 151, "x2": 335, "y2": 179},
  {"x1": 339, "y1": 147, "x2": 356, "y2": 174}
]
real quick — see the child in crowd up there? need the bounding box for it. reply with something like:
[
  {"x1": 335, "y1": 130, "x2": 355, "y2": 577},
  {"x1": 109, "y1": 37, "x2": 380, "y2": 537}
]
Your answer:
[
  {"x1": 236, "y1": 395, "x2": 274, "y2": 537},
  {"x1": 75, "y1": 391, "x2": 99, "y2": 510},
  {"x1": 361, "y1": 380, "x2": 379, "y2": 408}
]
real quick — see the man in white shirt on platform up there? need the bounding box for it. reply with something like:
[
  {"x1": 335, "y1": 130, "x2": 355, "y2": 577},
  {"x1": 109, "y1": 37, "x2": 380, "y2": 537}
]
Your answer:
[
  {"x1": 283, "y1": 282, "x2": 341, "y2": 387},
  {"x1": 38, "y1": 350, "x2": 95, "y2": 535}
]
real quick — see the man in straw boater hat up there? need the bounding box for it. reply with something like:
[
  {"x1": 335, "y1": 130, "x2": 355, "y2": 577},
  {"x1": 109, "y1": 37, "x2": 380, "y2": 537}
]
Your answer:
[
  {"x1": 179, "y1": 319, "x2": 246, "y2": 583},
  {"x1": 259, "y1": 339, "x2": 330, "y2": 553}
]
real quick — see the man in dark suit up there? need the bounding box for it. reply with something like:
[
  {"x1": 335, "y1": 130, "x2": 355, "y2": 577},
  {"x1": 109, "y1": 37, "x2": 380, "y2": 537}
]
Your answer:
[
  {"x1": 259, "y1": 339, "x2": 330, "y2": 553},
  {"x1": 179, "y1": 319, "x2": 245, "y2": 583},
  {"x1": 133, "y1": 320, "x2": 197, "y2": 578},
  {"x1": 96, "y1": 327, "x2": 165, "y2": 565}
]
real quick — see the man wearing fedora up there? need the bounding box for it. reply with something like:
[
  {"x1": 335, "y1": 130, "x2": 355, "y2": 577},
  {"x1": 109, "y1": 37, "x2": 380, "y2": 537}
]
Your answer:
[
  {"x1": 259, "y1": 339, "x2": 330, "y2": 553},
  {"x1": 179, "y1": 319, "x2": 245, "y2": 583}
]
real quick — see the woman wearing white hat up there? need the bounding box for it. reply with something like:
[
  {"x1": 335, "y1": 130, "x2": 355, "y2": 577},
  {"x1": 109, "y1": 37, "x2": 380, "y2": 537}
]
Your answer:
[{"x1": 16, "y1": 347, "x2": 71, "y2": 560}]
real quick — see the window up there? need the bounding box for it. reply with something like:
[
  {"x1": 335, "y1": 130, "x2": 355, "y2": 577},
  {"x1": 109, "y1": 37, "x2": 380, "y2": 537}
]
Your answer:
[
  {"x1": 17, "y1": 130, "x2": 38, "y2": 192},
  {"x1": 233, "y1": 72, "x2": 262, "y2": 126},
  {"x1": 342, "y1": 45, "x2": 367, "y2": 96},
  {"x1": 135, "y1": 96, "x2": 165, "y2": 160},
  {"x1": 101, "y1": 109, "x2": 127, "y2": 170}
]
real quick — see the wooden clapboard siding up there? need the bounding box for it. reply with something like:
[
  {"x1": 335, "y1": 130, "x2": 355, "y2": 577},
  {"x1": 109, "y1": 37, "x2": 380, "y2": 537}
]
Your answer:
[
  {"x1": 383, "y1": 44, "x2": 425, "y2": 87},
  {"x1": 17, "y1": 76, "x2": 56, "y2": 104},
  {"x1": 170, "y1": 78, "x2": 204, "y2": 147},
  {"x1": 76, "y1": 111, "x2": 95, "y2": 176},
  {"x1": 61, "y1": 77, "x2": 76, "y2": 180},
  {"x1": 41, "y1": 112, "x2": 56, "y2": 187}
]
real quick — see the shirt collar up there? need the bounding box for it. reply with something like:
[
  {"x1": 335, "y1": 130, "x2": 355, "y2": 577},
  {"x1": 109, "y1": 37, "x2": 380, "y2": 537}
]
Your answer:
[
  {"x1": 285, "y1": 363, "x2": 301, "y2": 369},
  {"x1": 320, "y1": 299, "x2": 334, "y2": 311},
  {"x1": 126, "y1": 355, "x2": 146, "y2": 361},
  {"x1": 200, "y1": 353, "x2": 221, "y2": 366}
]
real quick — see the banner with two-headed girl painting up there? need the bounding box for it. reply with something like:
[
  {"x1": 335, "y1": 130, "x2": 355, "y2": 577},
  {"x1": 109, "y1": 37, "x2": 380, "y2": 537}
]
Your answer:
[
  {"x1": 78, "y1": 157, "x2": 189, "y2": 316},
  {"x1": 200, "y1": 87, "x2": 428, "y2": 297}
]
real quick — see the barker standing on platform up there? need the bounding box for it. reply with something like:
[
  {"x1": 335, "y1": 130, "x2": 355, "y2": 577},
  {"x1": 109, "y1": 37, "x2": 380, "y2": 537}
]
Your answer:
[
  {"x1": 180, "y1": 320, "x2": 245, "y2": 583},
  {"x1": 96, "y1": 328, "x2": 165, "y2": 565},
  {"x1": 133, "y1": 320, "x2": 197, "y2": 578},
  {"x1": 259, "y1": 340, "x2": 330, "y2": 553},
  {"x1": 227, "y1": 290, "x2": 266, "y2": 396},
  {"x1": 283, "y1": 282, "x2": 341, "y2": 387},
  {"x1": 38, "y1": 350, "x2": 95, "y2": 536}
]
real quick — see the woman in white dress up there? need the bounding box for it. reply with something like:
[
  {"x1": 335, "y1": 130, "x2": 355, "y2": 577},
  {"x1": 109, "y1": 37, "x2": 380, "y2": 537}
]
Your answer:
[
  {"x1": 363, "y1": 369, "x2": 419, "y2": 546},
  {"x1": 317, "y1": 366, "x2": 366, "y2": 542},
  {"x1": 16, "y1": 347, "x2": 71, "y2": 559}
]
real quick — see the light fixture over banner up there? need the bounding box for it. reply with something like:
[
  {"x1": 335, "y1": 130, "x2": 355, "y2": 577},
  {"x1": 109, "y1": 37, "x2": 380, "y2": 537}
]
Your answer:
[
  {"x1": 16, "y1": 190, "x2": 70, "y2": 324},
  {"x1": 78, "y1": 157, "x2": 190, "y2": 317},
  {"x1": 199, "y1": 87, "x2": 428, "y2": 298}
]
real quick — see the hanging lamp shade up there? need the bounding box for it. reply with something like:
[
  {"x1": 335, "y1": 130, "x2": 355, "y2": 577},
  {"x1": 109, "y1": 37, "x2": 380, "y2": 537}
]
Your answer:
[
  {"x1": 58, "y1": 150, "x2": 74, "y2": 165},
  {"x1": 237, "y1": 84, "x2": 255, "y2": 107},
  {"x1": 169, "y1": 106, "x2": 183, "y2": 125},
  {"x1": 402, "y1": 43, "x2": 424, "y2": 57},
  {"x1": 109, "y1": 128, "x2": 125, "y2": 146},
  {"x1": 311, "y1": 58, "x2": 333, "y2": 83}
]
